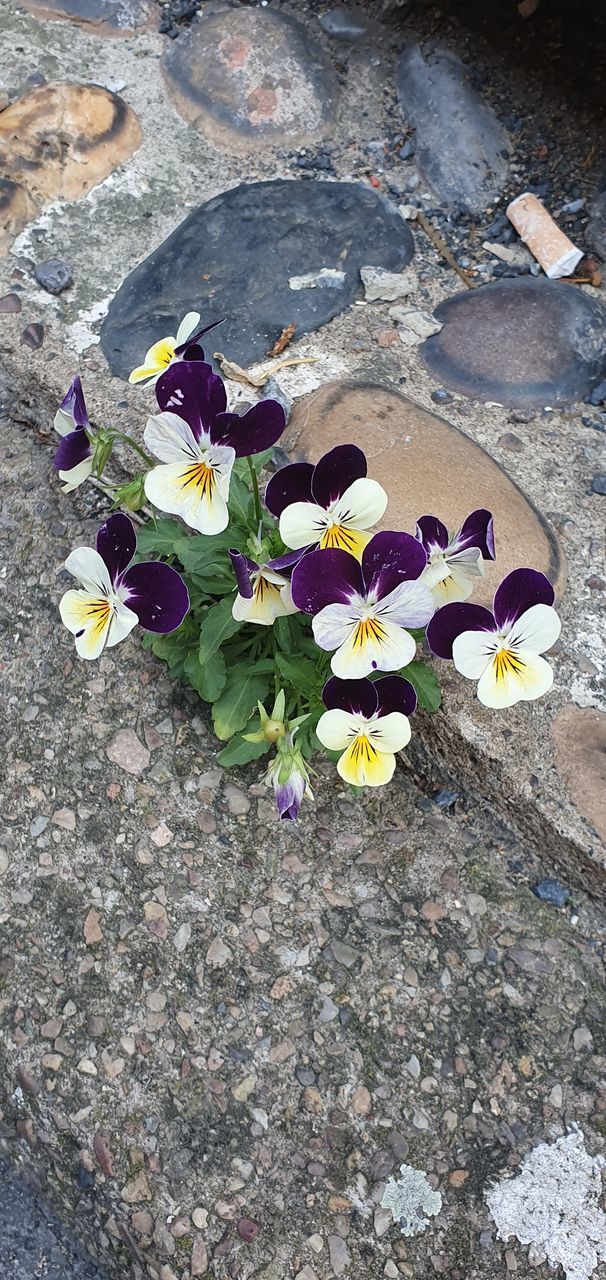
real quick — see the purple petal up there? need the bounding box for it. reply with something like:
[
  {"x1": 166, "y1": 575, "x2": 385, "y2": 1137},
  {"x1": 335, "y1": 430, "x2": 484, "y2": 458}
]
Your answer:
[
  {"x1": 156, "y1": 360, "x2": 226, "y2": 441},
  {"x1": 54, "y1": 428, "x2": 91, "y2": 472},
  {"x1": 493, "y1": 568, "x2": 555, "y2": 632},
  {"x1": 97, "y1": 513, "x2": 136, "y2": 583},
  {"x1": 311, "y1": 445, "x2": 367, "y2": 510},
  {"x1": 229, "y1": 549, "x2": 257, "y2": 599},
  {"x1": 374, "y1": 675, "x2": 417, "y2": 718},
  {"x1": 453, "y1": 509, "x2": 495, "y2": 560},
  {"x1": 322, "y1": 676, "x2": 379, "y2": 718},
  {"x1": 267, "y1": 547, "x2": 305, "y2": 573},
  {"x1": 264, "y1": 463, "x2": 314, "y2": 517},
  {"x1": 362, "y1": 532, "x2": 427, "y2": 600},
  {"x1": 274, "y1": 770, "x2": 306, "y2": 821},
  {"x1": 416, "y1": 515, "x2": 449, "y2": 552},
  {"x1": 212, "y1": 400, "x2": 286, "y2": 458},
  {"x1": 291, "y1": 548, "x2": 363, "y2": 614},
  {"x1": 174, "y1": 317, "x2": 225, "y2": 356},
  {"x1": 121, "y1": 561, "x2": 189, "y2": 633},
  {"x1": 58, "y1": 375, "x2": 89, "y2": 429},
  {"x1": 427, "y1": 602, "x2": 495, "y2": 659}
]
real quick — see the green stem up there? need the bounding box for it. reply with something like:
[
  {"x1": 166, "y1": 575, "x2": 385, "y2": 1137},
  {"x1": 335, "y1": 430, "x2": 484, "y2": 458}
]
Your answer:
[
  {"x1": 247, "y1": 456, "x2": 262, "y2": 529},
  {"x1": 114, "y1": 432, "x2": 155, "y2": 469}
]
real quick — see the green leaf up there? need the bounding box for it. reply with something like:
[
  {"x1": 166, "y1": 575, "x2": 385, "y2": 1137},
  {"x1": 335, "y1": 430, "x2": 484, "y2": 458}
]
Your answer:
[
  {"x1": 184, "y1": 648, "x2": 226, "y2": 702},
  {"x1": 234, "y1": 449, "x2": 274, "y2": 478},
  {"x1": 216, "y1": 735, "x2": 270, "y2": 767},
  {"x1": 137, "y1": 518, "x2": 185, "y2": 557},
  {"x1": 173, "y1": 530, "x2": 237, "y2": 574},
  {"x1": 227, "y1": 471, "x2": 252, "y2": 525},
  {"x1": 212, "y1": 673, "x2": 270, "y2": 741},
  {"x1": 198, "y1": 597, "x2": 241, "y2": 662},
  {"x1": 275, "y1": 652, "x2": 319, "y2": 691},
  {"x1": 401, "y1": 659, "x2": 442, "y2": 712}
]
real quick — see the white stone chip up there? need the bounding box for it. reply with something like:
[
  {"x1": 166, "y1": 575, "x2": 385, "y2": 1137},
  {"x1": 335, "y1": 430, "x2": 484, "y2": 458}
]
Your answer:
[
  {"x1": 288, "y1": 268, "x2": 346, "y2": 290},
  {"x1": 486, "y1": 1127, "x2": 606, "y2": 1280},
  {"x1": 380, "y1": 1163, "x2": 442, "y2": 1237},
  {"x1": 360, "y1": 265, "x2": 416, "y2": 302}
]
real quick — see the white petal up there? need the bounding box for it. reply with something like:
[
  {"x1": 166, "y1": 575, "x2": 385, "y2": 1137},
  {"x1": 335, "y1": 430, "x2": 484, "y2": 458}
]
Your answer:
[
  {"x1": 505, "y1": 603, "x2": 561, "y2": 655},
  {"x1": 58, "y1": 457, "x2": 94, "y2": 493},
  {"x1": 377, "y1": 580, "x2": 435, "y2": 630},
  {"x1": 105, "y1": 600, "x2": 139, "y2": 648},
  {"x1": 452, "y1": 628, "x2": 497, "y2": 680},
  {"x1": 54, "y1": 406, "x2": 74, "y2": 438},
  {"x1": 176, "y1": 311, "x2": 200, "y2": 345},
  {"x1": 331, "y1": 477, "x2": 388, "y2": 531},
  {"x1": 279, "y1": 501, "x2": 328, "y2": 550},
  {"x1": 368, "y1": 711, "x2": 411, "y2": 753},
  {"x1": 477, "y1": 648, "x2": 554, "y2": 708},
  {"x1": 312, "y1": 603, "x2": 359, "y2": 653},
  {"x1": 144, "y1": 458, "x2": 233, "y2": 535},
  {"x1": 330, "y1": 616, "x2": 416, "y2": 680},
  {"x1": 421, "y1": 558, "x2": 451, "y2": 591},
  {"x1": 64, "y1": 547, "x2": 113, "y2": 595},
  {"x1": 231, "y1": 579, "x2": 297, "y2": 626},
  {"x1": 59, "y1": 590, "x2": 114, "y2": 660},
  {"x1": 144, "y1": 411, "x2": 203, "y2": 464},
  {"x1": 316, "y1": 708, "x2": 361, "y2": 751},
  {"x1": 447, "y1": 546, "x2": 485, "y2": 578}
]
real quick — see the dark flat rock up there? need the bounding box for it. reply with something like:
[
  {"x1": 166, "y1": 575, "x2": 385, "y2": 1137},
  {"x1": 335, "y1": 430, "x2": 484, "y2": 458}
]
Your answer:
[
  {"x1": 421, "y1": 278, "x2": 606, "y2": 408},
  {"x1": 0, "y1": 1161, "x2": 107, "y2": 1280},
  {"x1": 19, "y1": 0, "x2": 156, "y2": 35},
  {"x1": 162, "y1": 8, "x2": 336, "y2": 151},
  {"x1": 396, "y1": 43, "x2": 509, "y2": 214},
  {"x1": 101, "y1": 179, "x2": 414, "y2": 378}
]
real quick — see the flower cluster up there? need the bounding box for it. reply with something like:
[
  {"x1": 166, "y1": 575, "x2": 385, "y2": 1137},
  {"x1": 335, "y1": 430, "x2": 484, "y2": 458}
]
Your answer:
[{"x1": 53, "y1": 312, "x2": 562, "y2": 822}]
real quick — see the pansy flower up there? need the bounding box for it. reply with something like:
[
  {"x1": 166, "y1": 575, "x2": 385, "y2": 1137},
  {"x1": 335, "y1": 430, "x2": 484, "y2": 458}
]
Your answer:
[
  {"x1": 316, "y1": 675, "x2": 417, "y2": 787},
  {"x1": 264, "y1": 445, "x2": 388, "y2": 560},
  {"x1": 229, "y1": 549, "x2": 300, "y2": 626},
  {"x1": 128, "y1": 314, "x2": 220, "y2": 386},
  {"x1": 53, "y1": 377, "x2": 94, "y2": 493},
  {"x1": 59, "y1": 513, "x2": 189, "y2": 660},
  {"x1": 427, "y1": 568, "x2": 560, "y2": 708},
  {"x1": 416, "y1": 509, "x2": 495, "y2": 605},
  {"x1": 265, "y1": 737, "x2": 313, "y2": 820},
  {"x1": 291, "y1": 531, "x2": 435, "y2": 679},
  {"x1": 143, "y1": 361, "x2": 285, "y2": 535}
]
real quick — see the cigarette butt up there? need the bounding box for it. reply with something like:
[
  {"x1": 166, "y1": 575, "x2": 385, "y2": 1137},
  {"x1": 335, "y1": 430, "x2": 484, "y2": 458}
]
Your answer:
[{"x1": 506, "y1": 192, "x2": 584, "y2": 279}]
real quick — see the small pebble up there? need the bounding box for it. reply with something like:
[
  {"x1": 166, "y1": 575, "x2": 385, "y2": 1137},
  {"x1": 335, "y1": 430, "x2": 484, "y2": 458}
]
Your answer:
[
  {"x1": 21, "y1": 323, "x2": 44, "y2": 350},
  {"x1": 0, "y1": 292, "x2": 21, "y2": 313},
  {"x1": 35, "y1": 259, "x2": 73, "y2": 295},
  {"x1": 591, "y1": 474, "x2": 606, "y2": 495},
  {"x1": 533, "y1": 879, "x2": 569, "y2": 908}
]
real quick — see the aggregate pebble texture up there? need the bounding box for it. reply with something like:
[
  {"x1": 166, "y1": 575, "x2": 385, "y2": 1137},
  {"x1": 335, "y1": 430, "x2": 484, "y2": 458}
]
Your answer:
[{"x1": 0, "y1": 0, "x2": 606, "y2": 1276}]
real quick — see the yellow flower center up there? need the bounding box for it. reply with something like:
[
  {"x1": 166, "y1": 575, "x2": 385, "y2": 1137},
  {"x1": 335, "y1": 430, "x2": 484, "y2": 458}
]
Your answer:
[
  {"x1": 352, "y1": 614, "x2": 387, "y2": 649},
  {"x1": 493, "y1": 647, "x2": 525, "y2": 682},
  {"x1": 180, "y1": 463, "x2": 217, "y2": 496}
]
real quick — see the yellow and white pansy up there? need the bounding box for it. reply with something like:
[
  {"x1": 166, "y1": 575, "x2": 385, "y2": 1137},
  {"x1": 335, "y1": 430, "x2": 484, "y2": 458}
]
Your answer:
[
  {"x1": 265, "y1": 444, "x2": 387, "y2": 561},
  {"x1": 316, "y1": 675, "x2": 417, "y2": 787},
  {"x1": 229, "y1": 550, "x2": 299, "y2": 626},
  {"x1": 427, "y1": 568, "x2": 561, "y2": 708},
  {"x1": 144, "y1": 410, "x2": 235, "y2": 534},
  {"x1": 416, "y1": 510, "x2": 496, "y2": 605},
  {"x1": 128, "y1": 312, "x2": 201, "y2": 385}
]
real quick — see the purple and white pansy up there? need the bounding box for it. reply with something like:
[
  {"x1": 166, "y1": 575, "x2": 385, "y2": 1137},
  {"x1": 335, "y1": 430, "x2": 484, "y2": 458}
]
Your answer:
[
  {"x1": 416, "y1": 509, "x2": 495, "y2": 605},
  {"x1": 291, "y1": 531, "x2": 435, "y2": 679},
  {"x1": 264, "y1": 445, "x2": 388, "y2": 560},
  {"x1": 229, "y1": 548, "x2": 300, "y2": 626},
  {"x1": 53, "y1": 376, "x2": 94, "y2": 493},
  {"x1": 143, "y1": 361, "x2": 286, "y2": 535},
  {"x1": 427, "y1": 568, "x2": 560, "y2": 708},
  {"x1": 316, "y1": 675, "x2": 417, "y2": 787},
  {"x1": 59, "y1": 513, "x2": 189, "y2": 661}
]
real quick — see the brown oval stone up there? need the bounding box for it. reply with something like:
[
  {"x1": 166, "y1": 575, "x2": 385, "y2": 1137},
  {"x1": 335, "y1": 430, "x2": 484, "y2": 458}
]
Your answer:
[
  {"x1": 19, "y1": 0, "x2": 156, "y2": 36},
  {"x1": 286, "y1": 381, "x2": 565, "y2": 602},
  {"x1": 0, "y1": 82, "x2": 142, "y2": 205},
  {"x1": 551, "y1": 706, "x2": 606, "y2": 842},
  {"x1": 162, "y1": 9, "x2": 336, "y2": 152}
]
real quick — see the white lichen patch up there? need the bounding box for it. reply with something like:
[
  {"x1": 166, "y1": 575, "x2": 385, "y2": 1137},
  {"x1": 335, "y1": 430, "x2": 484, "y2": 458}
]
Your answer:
[
  {"x1": 486, "y1": 1128, "x2": 606, "y2": 1280},
  {"x1": 381, "y1": 1163, "x2": 442, "y2": 1237}
]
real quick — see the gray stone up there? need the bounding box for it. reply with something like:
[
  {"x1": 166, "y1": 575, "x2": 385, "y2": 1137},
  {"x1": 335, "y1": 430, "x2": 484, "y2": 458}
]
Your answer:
[
  {"x1": 421, "y1": 278, "x2": 606, "y2": 409},
  {"x1": 361, "y1": 265, "x2": 416, "y2": 302},
  {"x1": 591, "y1": 474, "x2": 606, "y2": 495},
  {"x1": 587, "y1": 189, "x2": 606, "y2": 259},
  {"x1": 396, "y1": 43, "x2": 509, "y2": 214},
  {"x1": 34, "y1": 259, "x2": 73, "y2": 295},
  {"x1": 101, "y1": 180, "x2": 414, "y2": 377},
  {"x1": 319, "y1": 6, "x2": 369, "y2": 40}
]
